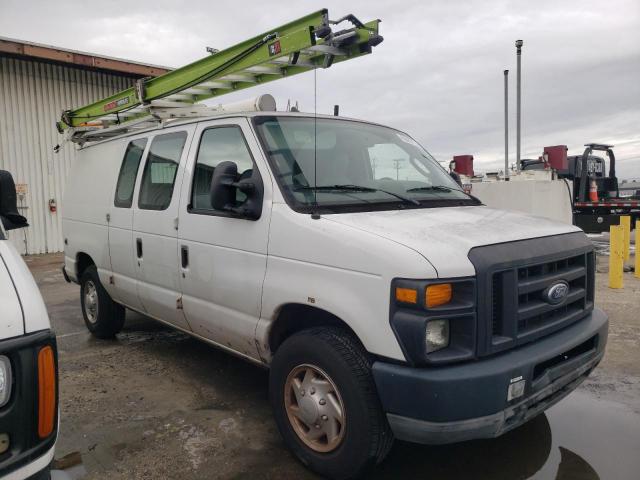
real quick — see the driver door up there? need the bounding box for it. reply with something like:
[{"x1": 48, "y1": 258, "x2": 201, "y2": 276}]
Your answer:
[{"x1": 177, "y1": 118, "x2": 272, "y2": 358}]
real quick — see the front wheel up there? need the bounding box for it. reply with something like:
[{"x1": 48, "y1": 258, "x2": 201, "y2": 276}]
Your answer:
[
  {"x1": 269, "y1": 327, "x2": 393, "y2": 479},
  {"x1": 80, "y1": 265, "x2": 125, "y2": 338}
]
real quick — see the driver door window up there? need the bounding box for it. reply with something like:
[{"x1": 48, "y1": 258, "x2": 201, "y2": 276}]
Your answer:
[{"x1": 191, "y1": 126, "x2": 254, "y2": 211}]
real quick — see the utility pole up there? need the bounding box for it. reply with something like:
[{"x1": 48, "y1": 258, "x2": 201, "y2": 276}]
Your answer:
[
  {"x1": 504, "y1": 69, "x2": 509, "y2": 179},
  {"x1": 393, "y1": 158, "x2": 405, "y2": 181},
  {"x1": 515, "y1": 39, "x2": 523, "y2": 172}
]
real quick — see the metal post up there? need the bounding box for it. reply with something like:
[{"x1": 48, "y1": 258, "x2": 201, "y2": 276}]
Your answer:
[
  {"x1": 515, "y1": 40, "x2": 523, "y2": 172},
  {"x1": 504, "y1": 69, "x2": 509, "y2": 179},
  {"x1": 636, "y1": 221, "x2": 639, "y2": 279},
  {"x1": 609, "y1": 225, "x2": 624, "y2": 289},
  {"x1": 621, "y1": 215, "x2": 631, "y2": 261}
]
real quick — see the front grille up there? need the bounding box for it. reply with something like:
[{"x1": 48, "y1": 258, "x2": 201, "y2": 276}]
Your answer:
[{"x1": 490, "y1": 251, "x2": 595, "y2": 351}]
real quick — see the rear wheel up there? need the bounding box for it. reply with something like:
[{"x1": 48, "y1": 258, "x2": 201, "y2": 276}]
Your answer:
[
  {"x1": 80, "y1": 265, "x2": 125, "y2": 338},
  {"x1": 270, "y1": 327, "x2": 393, "y2": 479}
]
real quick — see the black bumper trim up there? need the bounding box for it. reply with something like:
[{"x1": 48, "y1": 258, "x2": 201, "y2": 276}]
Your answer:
[
  {"x1": 387, "y1": 349, "x2": 602, "y2": 444},
  {"x1": 373, "y1": 308, "x2": 608, "y2": 439}
]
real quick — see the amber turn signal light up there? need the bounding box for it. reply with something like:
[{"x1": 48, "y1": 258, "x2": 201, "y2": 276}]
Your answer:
[
  {"x1": 426, "y1": 284, "x2": 452, "y2": 308},
  {"x1": 37, "y1": 346, "x2": 56, "y2": 439},
  {"x1": 395, "y1": 287, "x2": 418, "y2": 304}
]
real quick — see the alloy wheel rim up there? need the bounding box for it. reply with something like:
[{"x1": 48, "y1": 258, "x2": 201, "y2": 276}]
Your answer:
[
  {"x1": 284, "y1": 363, "x2": 346, "y2": 453},
  {"x1": 84, "y1": 280, "x2": 98, "y2": 324}
]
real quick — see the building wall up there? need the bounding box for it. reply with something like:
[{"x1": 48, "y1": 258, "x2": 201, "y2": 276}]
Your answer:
[{"x1": 0, "y1": 56, "x2": 135, "y2": 254}]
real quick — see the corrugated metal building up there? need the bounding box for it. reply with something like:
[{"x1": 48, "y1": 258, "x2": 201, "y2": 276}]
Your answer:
[{"x1": 0, "y1": 37, "x2": 169, "y2": 254}]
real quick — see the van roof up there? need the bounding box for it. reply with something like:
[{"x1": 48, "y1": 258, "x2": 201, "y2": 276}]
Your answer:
[{"x1": 77, "y1": 111, "x2": 390, "y2": 149}]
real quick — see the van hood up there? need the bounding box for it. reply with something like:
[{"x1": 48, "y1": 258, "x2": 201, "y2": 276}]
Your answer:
[{"x1": 323, "y1": 206, "x2": 582, "y2": 277}]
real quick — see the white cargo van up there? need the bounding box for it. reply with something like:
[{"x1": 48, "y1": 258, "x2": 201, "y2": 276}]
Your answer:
[
  {"x1": 62, "y1": 112, "x2": 608, "y2": 479},
  {"x1": 0, "y1": 171, "x2": 60, "y2": 480}
]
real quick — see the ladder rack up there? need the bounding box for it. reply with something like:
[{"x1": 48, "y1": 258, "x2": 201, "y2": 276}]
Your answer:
[{"x1": 57, "y1": 9, "x2": 382, "y2": 144}]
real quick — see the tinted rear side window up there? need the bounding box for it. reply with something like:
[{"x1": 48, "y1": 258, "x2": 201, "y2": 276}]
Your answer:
[
  {"x1": 114, "y1": 138, "x2": 147, "y2": 208},
  {"x1": 138, "y1": 132, "x2": 187, "y2": 211}
]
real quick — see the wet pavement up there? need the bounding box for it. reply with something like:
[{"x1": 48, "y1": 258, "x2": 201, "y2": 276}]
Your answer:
[{"x1": 25, "y1": 253, "x2": 640, "y2": 480}]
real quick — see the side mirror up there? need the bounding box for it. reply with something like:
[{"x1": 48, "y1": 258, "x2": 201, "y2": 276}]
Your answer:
[
  {"x1": 0, "y1": 170, "x2": 28, "y2": 231},
  {"x1": 210, "y1": 161, "x2": 262, "y2": 219},
  {"x1": 449, "y1": 171, "x2": 462, "y2": 187}
]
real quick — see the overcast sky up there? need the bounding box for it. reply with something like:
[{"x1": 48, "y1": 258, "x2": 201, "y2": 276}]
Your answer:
[{"x1": 2, "y1": 0, "x2": 639, "y2": 178}]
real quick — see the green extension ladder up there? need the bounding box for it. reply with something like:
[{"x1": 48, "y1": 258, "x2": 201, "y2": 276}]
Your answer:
[{"x1": 57, "y1": 9, "x2": 382, "y2": 144}]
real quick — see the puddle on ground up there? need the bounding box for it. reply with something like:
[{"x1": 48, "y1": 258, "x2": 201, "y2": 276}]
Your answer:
[{"x1": 372, "y1": 391, "x2": 640, "y2": 479}]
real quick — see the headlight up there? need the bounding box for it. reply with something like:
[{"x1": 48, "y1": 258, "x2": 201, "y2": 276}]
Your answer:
[
  {"x1": 391, "y1": 277, "x2": 476, "y2": 365},
  {"x1": 0, "y1": 356, "x2": 12, "y2": 407},
  {"x1": 426, "y1": 319, "x2": 450, "y2": 353}
]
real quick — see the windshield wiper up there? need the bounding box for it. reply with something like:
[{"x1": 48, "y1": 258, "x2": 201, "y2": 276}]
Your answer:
[
  {"x1": 295, "y1": 184, "x2": 420, "y2": 206},
  {"x1": 406, "y1": 185, "x2": 458, "y2": 193}
]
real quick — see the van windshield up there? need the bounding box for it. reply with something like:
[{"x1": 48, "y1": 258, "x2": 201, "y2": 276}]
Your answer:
[{"x1": 253, "y1": 116, "x2": 476, "y2": 213}]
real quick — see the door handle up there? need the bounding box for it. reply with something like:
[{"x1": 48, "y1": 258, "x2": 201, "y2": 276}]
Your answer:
[
  {"x1": 181, "y1": 245, "x2": 189, "y2": 269},
  {"x1": 136, "y1": 238, "x2": 143, "y2": 259}
]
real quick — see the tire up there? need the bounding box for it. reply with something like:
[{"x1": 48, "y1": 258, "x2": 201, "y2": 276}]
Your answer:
[
  {"x1": 80, "y1": 265, "x2": 125, "y2": 338},
  {"x1": 269, "y1": 327, "x2": 393, "y2": 479}
]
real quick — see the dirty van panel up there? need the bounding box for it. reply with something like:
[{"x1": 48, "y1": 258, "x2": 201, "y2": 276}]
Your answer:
[
  {"x1": 63, "y1": 140, "x2": 123, "y2": 288},
  {"x1": 108, "y1": 137, "x2": 149, "y2": 312},
  {"x1": 177, "y1": 119, "x2": 269, "y2": 360},
  {"x1": 133, "y1": 129, "x2": 193, "y2": 331}
]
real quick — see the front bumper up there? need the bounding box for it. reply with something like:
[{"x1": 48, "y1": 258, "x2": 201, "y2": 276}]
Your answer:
[{"x1": 372, "y1": 308, "x2": 608, "y2": 445}]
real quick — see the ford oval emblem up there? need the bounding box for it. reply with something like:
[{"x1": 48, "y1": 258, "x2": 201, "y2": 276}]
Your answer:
[{"x1": 543, "y1": 281, "x2": 570, "y2": 305}]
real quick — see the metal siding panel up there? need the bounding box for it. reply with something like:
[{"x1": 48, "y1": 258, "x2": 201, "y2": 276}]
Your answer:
[{"x1": 0, "y1": 57, "x2": 135, "y2": 253}]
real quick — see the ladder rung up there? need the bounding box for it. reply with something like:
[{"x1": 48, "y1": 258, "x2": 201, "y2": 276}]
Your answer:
[
  {"x1": 165, "y1": 93, "x2": 194, "y2": 102},
  {"x1": 198, "y1": 81, "x2": 233, "y2": 90},
  {"x1": 270, "y1": 56, "x2": 317, "y2": 68},
  {"x1": 182, "y1": 87, "x2": 211, "y2": 94},
  {"x1": 218, "y1": 73, "x2": 257, "y2": 83},
  {"x1": 245, "y1": 66, "x2": 283, "y2": 75},
  {"x1": 150, "y1": 99, "x2": 194, "y2": 108}
]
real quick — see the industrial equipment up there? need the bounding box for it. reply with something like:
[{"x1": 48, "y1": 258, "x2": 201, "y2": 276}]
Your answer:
[
  {"x1": 521, "y1": 144, "x2": 639, "y2": 232},
  {"x1": 452, "y1": 144, "x2": 640, "y2": 233}
]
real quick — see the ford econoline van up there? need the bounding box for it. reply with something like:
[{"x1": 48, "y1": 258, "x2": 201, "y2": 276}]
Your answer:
[{"x1": 62, "y1": 112, "x2": 608, "y2": 479}]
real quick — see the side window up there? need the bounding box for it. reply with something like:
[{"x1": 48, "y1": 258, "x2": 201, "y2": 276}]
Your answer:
[
  {"x1": 138, "y1": 131, "x2": 187, "y2": 211},
  {"x1": 114, "y1": 138, "x2": 147, "y2": 208},
  {"x1": 191, "y1": 126, "x2": 254, "y2": 211}
]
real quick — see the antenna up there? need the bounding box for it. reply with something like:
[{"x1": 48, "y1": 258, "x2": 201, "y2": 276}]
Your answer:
[{"x1": 313, "y1": 68, "x2": 318, "y2": 206}]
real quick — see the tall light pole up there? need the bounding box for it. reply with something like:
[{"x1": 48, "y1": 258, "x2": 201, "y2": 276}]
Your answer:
[
  {"x1": 504, "y1": 69, "x2": 509, "y2": 179},
  {"x1": 515, "y1": 39, "x2": 523, "y2": 172}
]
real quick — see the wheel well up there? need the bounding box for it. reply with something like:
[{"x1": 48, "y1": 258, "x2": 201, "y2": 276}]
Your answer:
[
  {"x1": 268, "y1": 304, "x2": 360, "y2": 355},
  {"x1": 76, "y1": 252, "x2": 95, "y2": 279}
]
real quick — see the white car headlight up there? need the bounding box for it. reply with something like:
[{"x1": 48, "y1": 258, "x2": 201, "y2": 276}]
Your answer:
[
  {"x1": 0, "y1": 356, "x2": 11, "y2": 407},
  {"x1": 426, "y1": 319, "x2": 450, "y2": 353}
]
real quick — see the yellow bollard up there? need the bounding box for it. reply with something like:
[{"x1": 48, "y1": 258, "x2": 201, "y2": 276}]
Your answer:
[
  {"x1": 609, "y1": 225, "x2": 624, "y2": 289},
  {"x1": 620, "y1": 215, "x2": 631, "y2": 261},
  {"x1": 635, "y1": 220, "x2": 640, "y2": 278}
]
